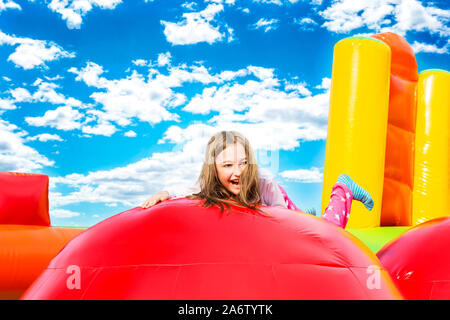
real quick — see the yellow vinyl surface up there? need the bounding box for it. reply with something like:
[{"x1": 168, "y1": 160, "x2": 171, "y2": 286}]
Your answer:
[
  {"x1": 322, "y1": 37, "x2": 391, "y2": 228},
  {"x1": 413, "y1": 70, "x2": 450, "y2": 225}
]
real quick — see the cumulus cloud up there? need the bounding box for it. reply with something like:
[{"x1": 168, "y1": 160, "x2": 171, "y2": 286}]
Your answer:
[
  {"x1": 49, "y1": 147, "x2": 205, "y2": 208},
  {"x1": 0, "y1": 30, "x2": 75, "y2": 69},
  {"x1": 315, "y1": 77, "x2": 331, "y2": 90},
  {"x1": 25, "y1": 106, "x2": 83, "y2": 131},
  {"x1": 0, "y1": 98, "x2": 17, "y2": 113},
  {"x1": 50, "y1": 208, "x2": 81, "y2": 218},
  {"x1": 0, "y1": 119, "x2": 54, "y2": 172},
  {"x1": 69, "y1": 58, "x2": 247, "y2": 131},
  {"x1": 252, "y1": 0, "x2": 301, "y2": 5},
  {"x1": 252, "y1": 0, "x2": 283, "y2": 5},
  {"x1": 319, "y1": 0, "x2": 450, "y2": 39},
  {"x1": 161, "y1": 3, "x2": 233, "y2": 45},
  {"x1": 9, "y1": 87, "x2": 32, "y2": 102},
  {"x1": 293, "y1": 17, "x2": 318, "y2": 31},
  {"x1": 132, "y1": 59, "x2": 149, "y2": 67},
  {"x1": 47, "y1": 0, "x2": 123, "y2": 29},
  {"x1": 69, "y1": 63, "x2": 181, "y2": 126},
  {"x1": 412, "y1": 40, "x2": 449, "y2": 54},
  {"x1": 0, "y1": 0, "x2": 20, "y2": 12},
  {"x1": 30, "y1": 79, "x2": 83, "y2": 107},
  {"x1": 183, "y1": 66, "x2": 330, "y2": 138},
  {"x1": 26, "y1": 133, "x2": 64, "y2": 142},
  {"x1": 252, "y1": 18, "x2": 280, "y2": 32},
  {"x1": 6, "y1": 79, "x2": 84, "y2": 122},
  {"x1": 280, "y1": 167, "x2": 323, "y2": 183},
  {"x1": 157, "y1": 52, "x2": 172, "y2": 67},
  {"x1": 124, "y1": 130, "x2": 137, "y2": 137}
]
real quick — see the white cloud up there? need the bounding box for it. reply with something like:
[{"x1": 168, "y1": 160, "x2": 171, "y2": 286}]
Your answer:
[
  {"x1": 285, "y1": 82, "x2": 312, "y2": 96},
  {"x1": 157, "y1": 52, "x2": 172, "y2": 66},
  {"x1": 25, "y1": 106, "x2": 83, "y2": 131},
  {"x1": 70, "y1": 65, "x2": 181, "y2": 126},
  {"x1": 0, "y1": 30, "x2": 75, "y2": 69},
  {"x1": 315, "y1": 77, "x2": 331, "y2": 90},
  {"x1": 252, "y1": 18, "x2": 280, "y2": 32},
  {"x1": 26, "y1": 133, "x2": 64, "y2": 142},
  {"x1": 132, "y1": 59, "x2": 149, "y2": 66},
  {"x1": 183, "y1": 67, "x2": 330, "y2": 137},
  {"x1": 294, "y1": 17, "x2": 318, "y2": 31},
  {"x1": 124, "y1": 130, "x2": 137, "y2": 137},
  {"x1": 9, "y1": 87, "x2": 33, "y2": 102},
  {"x1": 50, "y1": 208, "x2": 81, "y2": 218},
  {"x1": 181, "y1": 2, "x2": 197, "y2": 10},
  {"x1": 319, "y1": 0, "x2": 450, "y2": 38},
  {"x1": 252, "y1": 0, "x2": 302, "y2": 5},
  {"x1": 81, "y1": 109, "x2": 117, "y2": 136},
  {"x1": 0, "y1": 0, "x2": 20, "y2": 12},
  {"x1": 0, "y1": 119, "x2": 54, "y2": 172},
  {"x1": 47, "y1": 0, "x2": 123, "y2": 29},
  {"x1": 252, "y1": 0, "x2": 283, "y2": 5},
  {"x1": 412, "y1": 41, "x2": 448, "y2": 54},
  {"x1": 161, "y1": 3, "x2": 231, "y2": 45},
  {"x1": 205, "y1": 0, "x2": 236, "y2": 5},
  {"x1": 31, "y1": 79, "x2": 83, "y2": 107},
  {"x1": 6, "y1": 81, "x2": 84, "y2": 120},
  {"x1": 49, "y1": 147, "x2": 205, "y2": 208},
  {"x1": 69, "y1": 59, "x2": 243, "y2": 130},
  {"x1": 0, "y1": 98, "x2": 17, "y2": 112},
  {"x1": 280, "y1": 167, "x2": 323, "y2": 183}
]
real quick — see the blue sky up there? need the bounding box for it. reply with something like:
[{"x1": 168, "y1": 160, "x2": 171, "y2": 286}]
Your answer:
[{"x1": 0, "y1": 0, "x2": 449, "y2": 227}]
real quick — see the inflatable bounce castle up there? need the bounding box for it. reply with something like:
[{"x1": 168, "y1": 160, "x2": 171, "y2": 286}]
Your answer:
[{"x1": 0, "y1": 32, "x2": 449, "y2": 300}]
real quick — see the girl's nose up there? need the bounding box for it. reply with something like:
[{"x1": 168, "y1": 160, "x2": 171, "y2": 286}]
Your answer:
[{"x1": 233, "y1": 164, "x2": 242, "y2": 176}]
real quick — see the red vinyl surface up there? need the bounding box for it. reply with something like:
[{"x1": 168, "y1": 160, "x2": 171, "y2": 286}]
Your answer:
[
  {"x1": 377, "y1": 217, "x2": 450, "y2": 299},
  {"x1": 22, "y1": 198, "x2": 401, "y2": 300},
  {"x1": 0, "y1": 172, "x2": 50, "y2": 226}
]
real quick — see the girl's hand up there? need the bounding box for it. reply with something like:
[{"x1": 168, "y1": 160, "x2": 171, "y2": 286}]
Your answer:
[{"x1": 140, "y1": 191, "x2": 170, "y2": 209}]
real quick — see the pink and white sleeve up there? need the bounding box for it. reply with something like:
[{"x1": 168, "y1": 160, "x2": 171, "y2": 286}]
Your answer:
[
  {"x1": 258, "y1": 168, "x2": 288, "y2": 208},
  {"x1": 165, "y1": 182, "x2": 201, "y2": 200}
]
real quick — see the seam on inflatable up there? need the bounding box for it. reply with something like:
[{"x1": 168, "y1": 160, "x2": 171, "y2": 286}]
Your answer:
[{"x1": 79, "y1": 267, "x2": 102, "y2": 300}]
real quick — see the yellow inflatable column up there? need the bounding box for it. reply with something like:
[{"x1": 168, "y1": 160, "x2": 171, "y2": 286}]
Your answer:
[
  {"x1": 322, "y1": 37, "x2": 391, "y2": 228},
  {"x1": 413, "y1": 70, "x2": 450, "y2": 225}
]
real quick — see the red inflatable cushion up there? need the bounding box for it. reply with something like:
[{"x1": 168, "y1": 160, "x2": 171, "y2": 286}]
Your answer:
[
  {"x1": 0, "y1": 172, "x2": 50, "y2": 226},
  {"x1": 377, "y1": 217, "x2": 450, "y2": 300},
  {"x1": 22, "y1": 199, "x2": 401, "y2": 299}
]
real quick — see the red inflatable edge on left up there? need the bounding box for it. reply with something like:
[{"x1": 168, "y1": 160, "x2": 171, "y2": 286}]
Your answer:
[{"x1": 0, "y1": 172, "x2": 50, "y2": 227}]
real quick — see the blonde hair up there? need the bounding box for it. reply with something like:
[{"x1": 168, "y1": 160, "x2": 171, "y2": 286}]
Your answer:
[{"x1": 188, "y1": 131, "x2": 263, "y2": 213}]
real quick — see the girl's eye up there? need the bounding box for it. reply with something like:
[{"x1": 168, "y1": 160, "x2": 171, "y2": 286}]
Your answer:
[
  {"x1": 240, "y1": 161, "x2": 248, "y2": 166},
  {"x1": 224, "y1": 164, "x2": 232, "y2": 167}
]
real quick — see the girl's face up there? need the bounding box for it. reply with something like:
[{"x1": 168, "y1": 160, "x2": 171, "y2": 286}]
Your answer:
[{"x1": 215, "y1": 143, "x2": 248, "y2": 195}]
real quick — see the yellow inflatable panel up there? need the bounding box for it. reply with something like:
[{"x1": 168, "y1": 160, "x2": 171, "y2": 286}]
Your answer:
[
  {"x1": 413, "y1": 70, "x2": 450, "y2": 225},
  {"x1": 322, "y1": 37, "x2": 391, "y2": 228}
]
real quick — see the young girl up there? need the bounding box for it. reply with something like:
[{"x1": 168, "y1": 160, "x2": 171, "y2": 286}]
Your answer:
[{"x1": 141, "y1": 131, "x2": 373, "y2": 229}]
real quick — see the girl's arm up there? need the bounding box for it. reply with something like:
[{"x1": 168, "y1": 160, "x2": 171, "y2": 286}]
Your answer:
[
  {"x1": 258, "y1": 168, "x2": 288, "y2": 208},
  {"x1": 165, "y1": 182, "x2": 201, "y2": 200},
  {"x1": 140, "y1": 182, "x2": 200, "y2": 209}
]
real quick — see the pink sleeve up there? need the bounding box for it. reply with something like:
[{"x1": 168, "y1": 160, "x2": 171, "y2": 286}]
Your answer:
[{"x1": 258, "y1": 169, "x2": 288, "y2": 208}]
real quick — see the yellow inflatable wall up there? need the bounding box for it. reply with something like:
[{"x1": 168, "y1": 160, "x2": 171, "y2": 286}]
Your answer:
[
  {"x1": 413, "y1": 70, "x2": 450, "y2": 225},
  {"x1": 321, "y1": 36, "x2": 391, "y2": 228},
  {"x1": 323, "y1": 32, "x2": 450, "y2": 229}
]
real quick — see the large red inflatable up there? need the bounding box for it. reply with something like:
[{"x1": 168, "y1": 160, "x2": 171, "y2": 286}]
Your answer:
[
  {"x1": 22, "y1": 199, "x2": 401, "y2": 299},
  {"x1": 377, "y1": 216, "x2": 450, "y2": 300}
]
